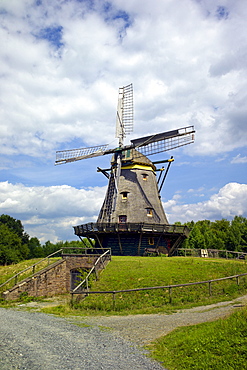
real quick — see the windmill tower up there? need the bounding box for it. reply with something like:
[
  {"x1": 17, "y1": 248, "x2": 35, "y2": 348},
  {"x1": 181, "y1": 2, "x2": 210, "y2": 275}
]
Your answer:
[{"x1": 56, "y1": 84, "x2": 195, "y2": 256}]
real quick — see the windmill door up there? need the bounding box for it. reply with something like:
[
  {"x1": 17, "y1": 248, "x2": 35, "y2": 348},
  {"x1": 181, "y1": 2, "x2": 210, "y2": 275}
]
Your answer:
[
  {"x1": 70, "y1": 269, "x2": 83, "y2": 291},
  {"x1": 119, "y1": 215, "x2": 127, "y2": 230}
]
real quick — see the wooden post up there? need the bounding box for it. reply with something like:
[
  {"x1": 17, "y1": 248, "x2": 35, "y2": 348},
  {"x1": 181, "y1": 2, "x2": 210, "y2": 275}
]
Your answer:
[
  {"x1": 236, "y1": 276, "x2": 240, "y2": 286},
  {"x1": 112, "y1": 292, "x2": 116, "y2": 310}
]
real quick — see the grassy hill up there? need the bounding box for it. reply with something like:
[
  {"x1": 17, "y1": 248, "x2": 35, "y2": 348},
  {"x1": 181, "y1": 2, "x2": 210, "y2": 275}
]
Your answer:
[
  {"x1": 68, "y1": 256, "x2": 247, "y2": 315},
  {"x1": 1, "y1": 256, "x2": 246, "y2": 314},
  {"x1": 1, "y1": 256, "x2": 247, "y2": 369},
  {"x1": 27, "y1": 255, "x2": 245, "y2": 316}
]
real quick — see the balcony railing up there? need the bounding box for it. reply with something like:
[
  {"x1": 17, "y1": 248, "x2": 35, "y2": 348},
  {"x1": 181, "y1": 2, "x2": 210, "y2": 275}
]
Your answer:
[{"x1": 74, "y1": 222, "x2": 190, "y2": 237}]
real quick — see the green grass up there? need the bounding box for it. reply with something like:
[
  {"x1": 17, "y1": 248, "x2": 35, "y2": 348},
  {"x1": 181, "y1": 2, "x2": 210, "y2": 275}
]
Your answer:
[
  {"x1": 44, "y1": 256, "x2": 247, "y2": 316},
  {"x1": 148, "y1": 306, "x2": 247, "y2": 370}
]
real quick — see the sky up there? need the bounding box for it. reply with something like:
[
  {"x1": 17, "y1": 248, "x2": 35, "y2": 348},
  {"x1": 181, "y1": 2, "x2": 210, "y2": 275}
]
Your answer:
[{"x1": 0, "y1": 0, "x2": 247, "y2": 244}]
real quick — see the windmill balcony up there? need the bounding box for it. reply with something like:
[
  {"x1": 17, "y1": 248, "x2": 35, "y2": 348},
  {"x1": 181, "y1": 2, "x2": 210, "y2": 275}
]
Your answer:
[
  {"x1": 73, "y1": 222, "x2": 190, "y2": 237},
  {"x1": 73, "y1": 222, "x2": 190, "y2": 256}
]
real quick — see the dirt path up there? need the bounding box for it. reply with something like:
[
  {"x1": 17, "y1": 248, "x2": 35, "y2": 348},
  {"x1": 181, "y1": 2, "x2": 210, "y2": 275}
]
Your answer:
[{"x1": 68, "y1": 294, "x2": 247, "y2": 345}]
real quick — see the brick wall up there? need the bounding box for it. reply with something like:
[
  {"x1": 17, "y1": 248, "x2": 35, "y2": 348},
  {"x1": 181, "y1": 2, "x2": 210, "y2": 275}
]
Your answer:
[{"x1": 3, "y1": 255, "x2": 104, "y2": 301}]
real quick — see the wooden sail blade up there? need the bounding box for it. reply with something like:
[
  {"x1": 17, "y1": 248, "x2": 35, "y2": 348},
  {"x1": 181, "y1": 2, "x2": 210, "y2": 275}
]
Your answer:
[
  {"x1": 131, "y1": 125, "x2": 195, "y2": 156},
  {"x1": 55, "y1": 144, "x2": 109, "y2": 164}
]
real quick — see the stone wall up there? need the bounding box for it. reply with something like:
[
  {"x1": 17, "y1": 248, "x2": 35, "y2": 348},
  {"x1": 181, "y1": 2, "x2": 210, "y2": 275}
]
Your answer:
[{"x1": 3, "y1": 255, "x2": 106, "y2": 301}]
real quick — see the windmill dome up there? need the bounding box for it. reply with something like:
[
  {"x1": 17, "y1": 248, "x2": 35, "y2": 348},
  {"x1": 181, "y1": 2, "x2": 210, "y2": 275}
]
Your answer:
[{"x1": 111, "y1": 148, "x2": 156, "y2": 170}]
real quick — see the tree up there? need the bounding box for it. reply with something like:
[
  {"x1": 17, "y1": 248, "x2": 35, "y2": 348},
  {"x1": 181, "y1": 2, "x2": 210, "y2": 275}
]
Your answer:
[
  {"x1": 28, "y1": 237, "x2": 44, "y2": 259},
  {"x1": 0, "y1": 214, "x2": 29, "y2": 244},
  {"x1": 0, "y1": 224, "x2": 29, "y2": 265},
  {"x1": 182, "y1": 217, "x2": 247, "y2": 252}
]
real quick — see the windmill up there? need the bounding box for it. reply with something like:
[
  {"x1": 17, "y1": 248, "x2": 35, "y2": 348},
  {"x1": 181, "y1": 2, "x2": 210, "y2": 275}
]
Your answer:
[{"x1": 56, "y1": 84, "x2": 195, "y2": 256}]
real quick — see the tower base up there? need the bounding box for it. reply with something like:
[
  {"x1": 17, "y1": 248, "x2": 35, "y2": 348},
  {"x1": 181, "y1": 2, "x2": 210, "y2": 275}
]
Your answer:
[{"x1": 73, "y1": 223, "x2": 190, "y2": 256}]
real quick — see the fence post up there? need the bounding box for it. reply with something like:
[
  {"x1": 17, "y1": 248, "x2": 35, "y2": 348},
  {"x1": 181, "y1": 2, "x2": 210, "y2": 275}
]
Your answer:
[
  {"x1": 236, "y1": 276, "x2": 240, "y2": 286},
  {"x1": 112, "y1": 292, "x2": 116, "y2": 310}
]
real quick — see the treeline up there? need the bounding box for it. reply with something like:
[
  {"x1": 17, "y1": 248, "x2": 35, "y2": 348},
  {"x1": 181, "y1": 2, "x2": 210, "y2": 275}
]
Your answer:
[
  {"x1": 1, "y1": 214, "x2": 247, "y2": 265},
  {"x1": 0, "y1": 214, "x2": 91, "y2": 265},
  {"x1": 181, "y1": 216, "x2": 247, "y2": 252}
]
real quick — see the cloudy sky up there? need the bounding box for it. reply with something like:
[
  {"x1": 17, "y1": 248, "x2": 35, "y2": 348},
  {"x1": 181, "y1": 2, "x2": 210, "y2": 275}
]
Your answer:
[{"x1": 1, "y1": 0, "x2": 247, "y2": 243}]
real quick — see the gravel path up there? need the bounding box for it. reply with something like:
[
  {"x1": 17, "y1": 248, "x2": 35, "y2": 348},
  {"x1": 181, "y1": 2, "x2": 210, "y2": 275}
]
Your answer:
[
  {"x1": 76, "y1": 294, "x2": 247, "y2": 346},
  {"x1": 1, "y1": 295, "x2": 246, "y2": 369},
  {"x1": 0, "y1": 308, "x2": 164, "y2": 370}
]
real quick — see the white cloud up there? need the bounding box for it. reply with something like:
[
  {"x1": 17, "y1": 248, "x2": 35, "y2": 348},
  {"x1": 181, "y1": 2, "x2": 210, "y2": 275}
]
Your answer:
[
  {"x1": 1, "y1": 181, "x2": 246, "y2": 244},
  {"x1": 0, "y1": 1, "x2": 246, "y2": 245},
  {"x1": 164, "y1": 182, "x2": 247, "y2": 223},
  {"x1": 231, "y1": 154, "x2": 247, "y2": 164},
  {"x1": 0, "y1": 0, "x2": 247, "y2": 159},
  {"x1": 0, "y1": 181, "x2": 106, "y2": 243}
]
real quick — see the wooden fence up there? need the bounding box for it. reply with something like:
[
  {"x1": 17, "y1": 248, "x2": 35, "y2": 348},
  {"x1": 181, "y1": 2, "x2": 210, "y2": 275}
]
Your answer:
[
  {"x1": 71, "y1": 272, "x2": 247, "y2": 309},
  {"x1": 176, "y1": 248, "x2": 247, "y2": 259}
]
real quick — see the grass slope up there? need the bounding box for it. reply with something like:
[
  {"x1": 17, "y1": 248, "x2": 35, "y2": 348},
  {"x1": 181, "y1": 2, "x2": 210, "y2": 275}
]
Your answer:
[{"x1": 48, "y1": 256, "x2": 247, "y2": 316}]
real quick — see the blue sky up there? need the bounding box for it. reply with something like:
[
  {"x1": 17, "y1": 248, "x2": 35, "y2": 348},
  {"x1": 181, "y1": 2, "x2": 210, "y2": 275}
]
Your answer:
[{"x1": 0, "y1": 0, "x2": 247, "y2": 243}]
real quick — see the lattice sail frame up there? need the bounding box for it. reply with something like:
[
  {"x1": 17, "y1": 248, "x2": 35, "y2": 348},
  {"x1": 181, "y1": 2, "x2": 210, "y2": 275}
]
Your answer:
[
  {"x1": 55, "y1": 126, "x2": 195, "y2": 164},
  {"x1": 55, "y1": 82, "x2": 195, "y2": 165},
  {"x1": 132, "y1": 126, "x2": 195, "y2": 157},
  {"x1": 56, "y1": 144, "x2": 109, "y2": 164},
  {"x1": 115, "y1": 83, "x2": 134, "y2": 146}
]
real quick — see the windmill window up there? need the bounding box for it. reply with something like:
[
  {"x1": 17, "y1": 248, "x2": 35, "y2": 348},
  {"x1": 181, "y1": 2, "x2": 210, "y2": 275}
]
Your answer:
[
  {"x1": 119, "y1": 215, "x2": 127, "y2": 223},
  {"x1": 142, "y1": 174, "x2": 148, "y2": 181},
  {"x1": 123, "y1": 149, "x2": 132, "y2": 159},
  {"x1": 146, "y1": 208, "x2": 153, "y2": 217},
  {"x1": 121, "y1": 192, "x2": 128, "y2": 200},
  {"x1": 149, "y1": 237, "x2": 154, "y2": 245}
]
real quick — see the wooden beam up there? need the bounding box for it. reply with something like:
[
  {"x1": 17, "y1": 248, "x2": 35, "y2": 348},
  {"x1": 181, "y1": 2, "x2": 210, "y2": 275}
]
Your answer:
[{"x1": 117, "y1": 234, "x2": 123, "y2": 255}]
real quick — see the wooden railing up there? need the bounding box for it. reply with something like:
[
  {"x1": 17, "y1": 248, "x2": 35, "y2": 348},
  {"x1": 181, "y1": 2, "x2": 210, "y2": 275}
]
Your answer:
[
  {"x1": 0, "y1": 249, "x2": 64, "y2": 292},
  {"x1": 176, "y1": 248, "x2": 247, "y2": 259},
  {"x1": 71, "y1": 249, "x2": 111, "y2": 297},
  {"x1": 0, "y1": 247, "x2": 102, "y2": 292},
  {"x1": 74, "y1": 222, "x2": 190, "y2": 237},
  {"x1": 70, "y1": 272, "x2": 247, "y2": 310}
]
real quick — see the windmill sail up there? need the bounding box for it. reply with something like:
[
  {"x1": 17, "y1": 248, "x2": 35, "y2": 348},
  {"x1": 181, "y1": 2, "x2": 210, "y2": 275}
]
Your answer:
[
  {"x1": 55, "y1": 144, "x2": 109, "y2": 164},
  {"x1": 131, "y1": 126, "x2": 195, "y2": 156},
  {"x1": 116, "y1": 83, "x2": 133, "y2": 146}
]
